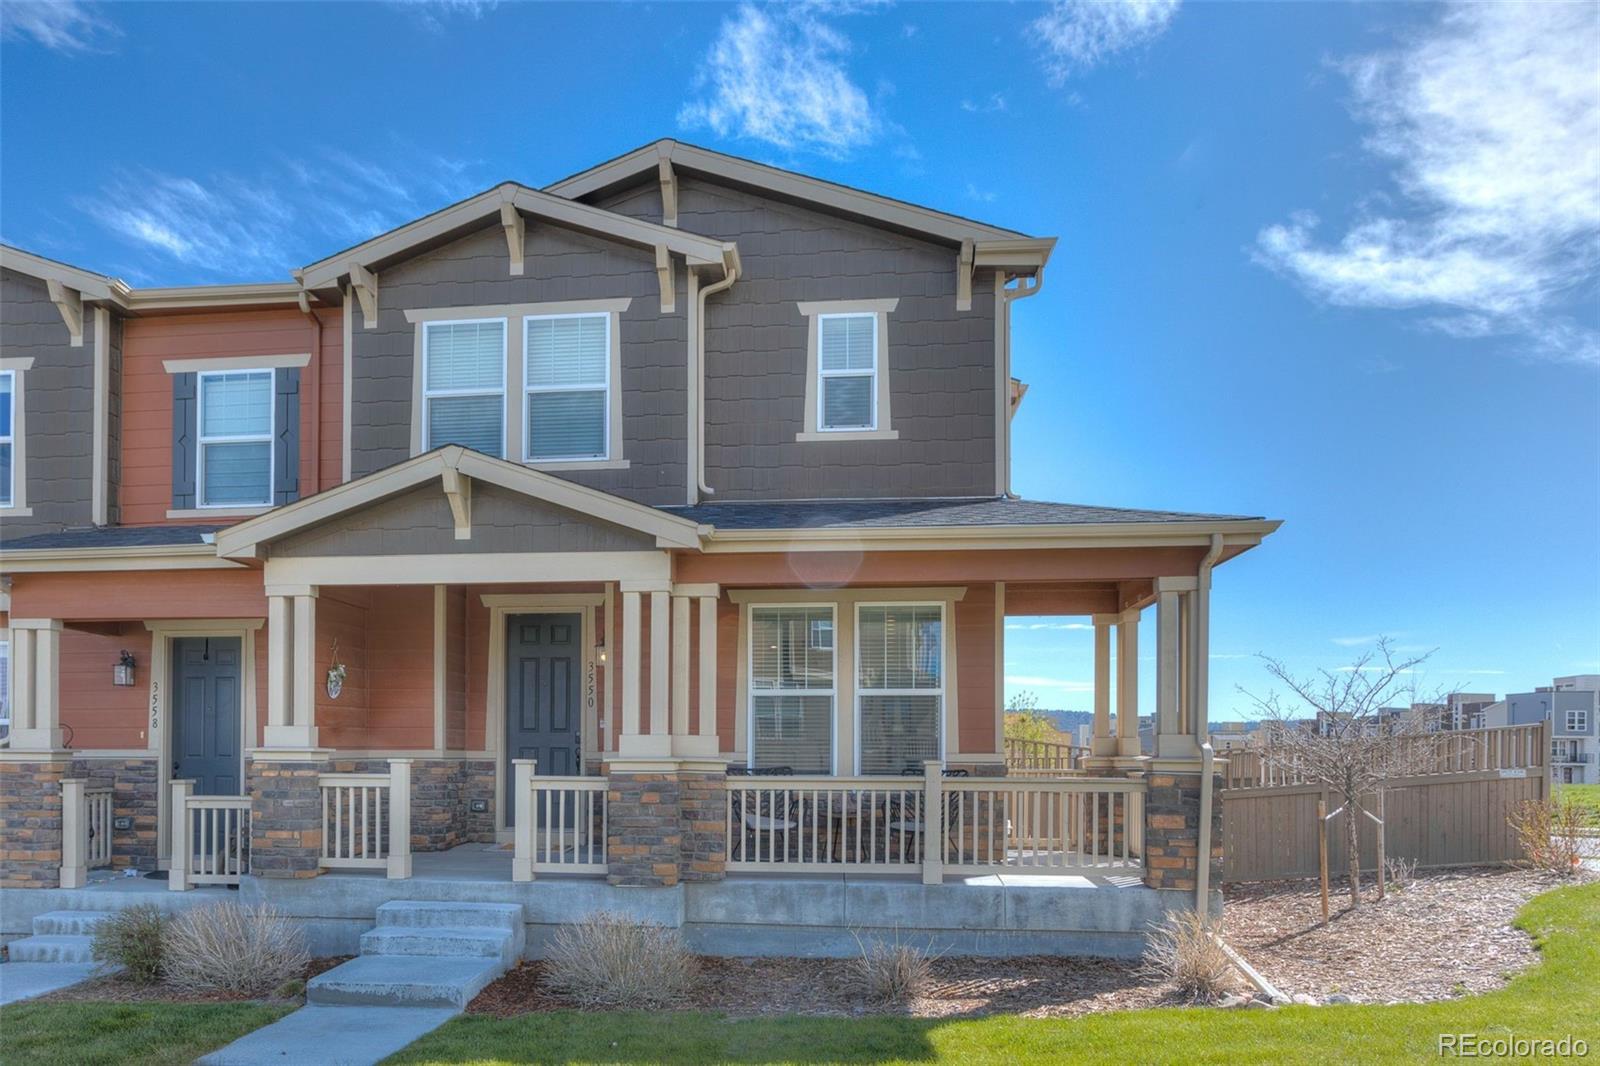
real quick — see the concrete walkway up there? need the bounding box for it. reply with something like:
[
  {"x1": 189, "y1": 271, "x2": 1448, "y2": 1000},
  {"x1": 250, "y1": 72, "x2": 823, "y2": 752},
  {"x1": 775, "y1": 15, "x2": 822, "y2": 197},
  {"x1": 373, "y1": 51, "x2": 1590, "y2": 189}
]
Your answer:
[
  {"x1": 195, "y1": 1004, "x2": 458, "y2": 1066},
  {"x1": 0, "y1": 961, "x2": 99, "y2": 1006}
]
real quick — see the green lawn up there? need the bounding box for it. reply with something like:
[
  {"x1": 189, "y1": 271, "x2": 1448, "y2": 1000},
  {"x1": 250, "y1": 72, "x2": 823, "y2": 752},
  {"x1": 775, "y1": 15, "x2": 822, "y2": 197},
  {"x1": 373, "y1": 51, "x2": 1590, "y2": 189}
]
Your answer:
[
  {"x1": 386, "y1": 881, "x2": 1600, "y2": 1066},
  {"x1": 0, "y1": 1000, "x2": 293, "y2": 1066},
  {"x1": 1556, "y1": 783, "x2": 1600, "y2": 828}
]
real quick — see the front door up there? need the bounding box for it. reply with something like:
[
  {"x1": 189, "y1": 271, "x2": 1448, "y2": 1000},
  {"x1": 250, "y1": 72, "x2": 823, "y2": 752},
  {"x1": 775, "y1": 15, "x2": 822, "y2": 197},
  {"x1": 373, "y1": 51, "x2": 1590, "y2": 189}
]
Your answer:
[
  {"x1": 505, "y1": 614, "x2": 582, "y2": 825},
  {"x1": 170, "y1": 636, "x2": 242, "y2": 795}
]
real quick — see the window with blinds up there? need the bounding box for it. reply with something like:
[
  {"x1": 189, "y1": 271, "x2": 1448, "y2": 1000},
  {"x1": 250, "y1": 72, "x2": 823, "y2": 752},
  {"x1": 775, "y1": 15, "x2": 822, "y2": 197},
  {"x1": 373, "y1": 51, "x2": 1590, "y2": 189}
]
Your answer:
[
  {"x1": 818, "y1": 313, "x2": 876, "y2": 431},
  {"x1": 0, "y1": 371, "x2": 13, "y2": 507},
  {"x1": 424, "y1": 319, "x2": 506, "y2": 458},
  {"x1": 525, "y1": 313, "x2": 609, "y2": 461},
  {"x1": 197, "y1": 369, "x2": 273, "y2": 506},
  {"x1": 857, "y1": 604, "x2": 944, "y2": 776},
  {"x1": 749, "y1": 605, "x2": 835, "y2": 773}
]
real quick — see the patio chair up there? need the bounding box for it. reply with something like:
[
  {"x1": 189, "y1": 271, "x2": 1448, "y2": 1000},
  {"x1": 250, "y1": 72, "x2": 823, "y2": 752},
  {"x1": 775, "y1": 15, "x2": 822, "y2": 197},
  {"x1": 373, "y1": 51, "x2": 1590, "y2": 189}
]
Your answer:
[
  {"x1": 884, "y1": 785, "x2": 965, "y2": 863},
  {"x1": 727, "y1": 779, "x2": 801, "y2": 861}
]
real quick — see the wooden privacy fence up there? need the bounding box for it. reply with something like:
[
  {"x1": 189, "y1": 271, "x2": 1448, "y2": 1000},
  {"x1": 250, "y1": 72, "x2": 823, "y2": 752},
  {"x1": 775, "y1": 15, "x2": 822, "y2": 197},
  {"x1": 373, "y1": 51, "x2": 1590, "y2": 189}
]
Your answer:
[
  {"x1": 1220, "y1": 723, "x2": 1546, "y2": 789},
  {"x1": 1221, "y1": 767, "x2": 1548, "y2": 883}
]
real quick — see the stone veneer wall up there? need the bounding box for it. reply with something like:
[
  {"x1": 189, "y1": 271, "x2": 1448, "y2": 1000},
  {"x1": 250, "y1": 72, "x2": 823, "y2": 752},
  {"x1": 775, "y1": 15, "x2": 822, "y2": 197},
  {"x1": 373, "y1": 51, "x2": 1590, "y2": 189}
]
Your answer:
[
  {"x1": 0, "y1": 759, "x2": 68, "y2": 887},
  {"x1": 330, "y1": 758, "x2": 496, "y2": 852},
  {"x1": 1142, "y1": 770, "x2": 1223, "y2": 892},
  {"x1": 678, "y1": 770, "x2": 727, "y2": 882},
  {"x1": 247, "y1": 757, "x2": 327, "y2": 879},
  {"x1": 606, "y1": 770, "x2": 682, "y2": 887},
  {"x1": 70, "y1": 757, "x2": 159, "y2": 871}
]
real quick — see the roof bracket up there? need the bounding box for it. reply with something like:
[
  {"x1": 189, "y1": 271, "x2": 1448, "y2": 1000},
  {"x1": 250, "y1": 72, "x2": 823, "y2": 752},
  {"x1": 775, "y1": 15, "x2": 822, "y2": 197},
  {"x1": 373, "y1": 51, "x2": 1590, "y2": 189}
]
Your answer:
[
  {"x1": 656, "y1": 245, "x2": 675, "y2": 313},
  {"x1": 956, "y1": 239, "x2": 974, "y2": 313},
  {"x1": 45, "y1": 279, "x2": 84, "y2": 347},
  {"x1": 500, "y1": 203, "x2": 525, "y2": 276},
  {"x1": 440, "y1": 467, "x2": 472, "y2": 540},
  {"x1": 657, "y1": 151, "x2": 678, "y2": 228},
  {"x1": 348, "y1": 261, "x2": 378, "y2": 329}
]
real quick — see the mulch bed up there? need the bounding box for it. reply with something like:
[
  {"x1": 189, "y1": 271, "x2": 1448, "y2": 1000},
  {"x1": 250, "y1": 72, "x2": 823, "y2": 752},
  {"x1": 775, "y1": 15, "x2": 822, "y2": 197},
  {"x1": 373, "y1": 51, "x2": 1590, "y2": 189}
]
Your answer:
[
  {"x1": 1221, "y1": 866, "x2": 1577, "y2": 1003},
  {"x1": 31, "y1": 955, "x2": 352, "y2": 1005}
]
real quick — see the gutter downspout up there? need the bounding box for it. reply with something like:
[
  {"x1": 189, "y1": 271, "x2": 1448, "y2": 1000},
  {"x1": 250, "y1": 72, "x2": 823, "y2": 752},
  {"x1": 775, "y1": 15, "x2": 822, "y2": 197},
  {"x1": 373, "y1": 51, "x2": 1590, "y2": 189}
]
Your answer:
[
  {"x1": 1198, "y1": 740, "x2": 1215, "y2": 916},
  {"x1": 693, "y1": 244, "x2": 741, "y2": 499},
  {"x1": 998, "y1": 267, "x2": 1044, "y2": 499},
  {"x1": 1194, "y1": 532, "x2": 1224, "y2": 916},
  {"x1": 297, "y1": 284, "x2": 324, "y2": 495}
]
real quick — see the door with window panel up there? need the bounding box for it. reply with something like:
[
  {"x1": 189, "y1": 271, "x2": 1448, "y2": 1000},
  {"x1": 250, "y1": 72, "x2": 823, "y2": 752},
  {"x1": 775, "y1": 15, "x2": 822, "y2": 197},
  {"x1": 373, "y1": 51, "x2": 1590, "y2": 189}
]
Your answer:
[
  {"x1": 856, "y1": 604, "x2": 944, "y2": 776},
  {"x1": 748, "y1": 606, "x2": 835, "y2": 774}
]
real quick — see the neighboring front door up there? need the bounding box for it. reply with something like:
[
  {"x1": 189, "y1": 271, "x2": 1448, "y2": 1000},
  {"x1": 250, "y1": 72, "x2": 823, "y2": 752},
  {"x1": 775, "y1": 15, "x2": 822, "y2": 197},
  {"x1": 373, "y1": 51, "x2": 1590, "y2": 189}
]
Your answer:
[
  {"x1": 170, "y1": 636, "x2": 243, "y2": 796},
  {"x1": 505, "y1": 613, "x2": 582, "y2": 825}
]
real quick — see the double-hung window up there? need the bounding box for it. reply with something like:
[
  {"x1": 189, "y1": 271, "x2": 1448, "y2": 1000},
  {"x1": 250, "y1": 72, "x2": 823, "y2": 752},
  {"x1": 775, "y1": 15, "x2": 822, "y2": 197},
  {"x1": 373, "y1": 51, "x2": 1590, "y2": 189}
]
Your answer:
[
  {"x1": 748, "y1": 605, "x2": 835, "y2": 773},
  {"x1": 423, "y1": 319, "x2": 506, "y2": 458},
  {"x1": 856, "y1": 604, "x2": 944, "y2": 776},
  {"x1": 525, "y1": 313, "x2": 608, "y2": 461},
  {"x1": 0, "y1": 371, "x2": 13, "y2": 507},
  {"x1": 817, "y1": 313, "x2": 877, "y2": 431},
  {"x1": 197, "y1": 370, "x2": 274, "y2": 507}
]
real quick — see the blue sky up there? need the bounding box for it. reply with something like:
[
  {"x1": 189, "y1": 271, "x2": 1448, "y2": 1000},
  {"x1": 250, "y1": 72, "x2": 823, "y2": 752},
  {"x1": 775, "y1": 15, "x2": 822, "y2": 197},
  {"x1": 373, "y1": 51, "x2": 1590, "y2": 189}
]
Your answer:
[{"x1": 3, "y1": 1, "x2": 1597, "y2": 720}]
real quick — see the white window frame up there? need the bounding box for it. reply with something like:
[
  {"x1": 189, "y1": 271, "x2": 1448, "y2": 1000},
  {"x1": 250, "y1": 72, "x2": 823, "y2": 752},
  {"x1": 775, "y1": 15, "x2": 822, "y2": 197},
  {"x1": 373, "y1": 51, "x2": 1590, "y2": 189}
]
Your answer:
[
  {"x1": 816, "y1": 312, "x2": 878, "y2": 433},
  {"x1": 0, "y1": 369, "x2": 14, "y2": 509},
  {"x1": 421, "y1": 317, "x2": 509, "y2": 460},
  {"x1": 522, "y1": 312, "x2": 611, "y2": 463},
  {"x1": 1568, "y1": 709, "x2": 1590, "y2": 733},
  {"x1": 0, "y1": 636, "x2": 10, "y2": 747},
  {"x1": 854, "y1": 601, "x2": 947, "y2": 775},
  {"x1": 195, "y1": 368, "x2": 275, "y2": 509},
  {"x1": 746, "y1": 602, "x2": 838, "y2": 775}
]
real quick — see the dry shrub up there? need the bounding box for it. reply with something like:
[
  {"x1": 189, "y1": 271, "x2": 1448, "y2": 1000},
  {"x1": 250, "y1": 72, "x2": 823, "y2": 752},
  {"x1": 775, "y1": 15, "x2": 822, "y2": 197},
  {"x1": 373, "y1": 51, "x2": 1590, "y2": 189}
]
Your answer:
[
  {"x1": 1140, "y1": 909, "x2": 1234, "y2": 1002},
  {"x1": 163, "y1": 902, "x2": 308, "y2": 996},
  {"x1": 1508, "y1": 798, "x2": 1585, "y2": 877},
  {"x1": 849, "y1": 933, "x2": 933, "y2": 1007},
  {"x1": 544, "y1": 912, "x2": 696, "y2": 1009},
  {"x1": 1384, "y1": 855, "x2": 1420, "y2": 888},
  {"x1": 91, "y1": 903, "x2": 168, "y2": 983}
]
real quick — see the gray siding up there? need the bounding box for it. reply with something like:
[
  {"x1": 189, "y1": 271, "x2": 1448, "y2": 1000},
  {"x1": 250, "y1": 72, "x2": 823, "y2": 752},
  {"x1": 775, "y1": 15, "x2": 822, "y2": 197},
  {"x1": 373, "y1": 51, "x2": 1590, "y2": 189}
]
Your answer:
[
  {"x1": 0, "y1": 268, "x2": 95, "y2": 540},
  {"x1": 271, "y1": 480, "x2": 654, "y2": 557},
  {"x1": 599, "y1": 176, "x2": 1000, "y2": 500},
  {"x1": 349, "y1": 222, "x2": 688, "y2": 507},
  {"x1": 107, "y1": 314, "x2": 122, "y2": 524}
]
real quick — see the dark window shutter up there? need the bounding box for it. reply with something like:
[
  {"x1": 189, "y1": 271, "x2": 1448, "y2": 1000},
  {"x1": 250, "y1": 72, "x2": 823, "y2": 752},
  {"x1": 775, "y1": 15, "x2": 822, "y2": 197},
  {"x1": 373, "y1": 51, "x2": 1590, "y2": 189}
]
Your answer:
[
  {"x1": 171, "y1": 373, "x2": 197, "y2": 509},
  {"x1": 274, "y1": 368, "x2": 301, "y2": 505}
]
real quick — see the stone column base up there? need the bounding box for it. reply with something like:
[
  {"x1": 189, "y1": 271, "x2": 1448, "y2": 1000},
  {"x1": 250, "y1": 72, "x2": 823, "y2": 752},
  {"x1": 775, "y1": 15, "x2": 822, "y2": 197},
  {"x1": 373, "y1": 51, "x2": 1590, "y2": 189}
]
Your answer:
[
  {"x1": 1141, "y1": 768, "x2": 1223, "y2": 892},
  {"x1": 0, "y1": 755, "x2": 70, "y2": 888},
  {"x1": 605, "y1": 768, "x2": 683, "y2": 887},
  {"x1": 247, "y1": 755, "x2": 330, "y2": 879},
  {"x1": 678, "y1": 767, "x2": 727, "y2": 882}
]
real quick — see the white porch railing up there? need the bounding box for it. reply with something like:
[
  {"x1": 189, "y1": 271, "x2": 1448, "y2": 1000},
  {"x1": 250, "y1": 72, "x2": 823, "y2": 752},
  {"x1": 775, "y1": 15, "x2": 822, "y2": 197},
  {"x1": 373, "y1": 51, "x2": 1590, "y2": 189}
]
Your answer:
[
  {"x1": 512, "y1": 760, "x2": 608, "y2": 880},
  {"x1": 318, "y1": 759, "x2": 412, "y2": 879},
  {"x1": 59, "y1": 780, "x2": 114, "y2": 888},
  {"x1": 169, "y1": 780, "x2": 251, "y2": 890},
  {"x1": 725, "y1": 762, "x2": 1145, "y2": 881}
]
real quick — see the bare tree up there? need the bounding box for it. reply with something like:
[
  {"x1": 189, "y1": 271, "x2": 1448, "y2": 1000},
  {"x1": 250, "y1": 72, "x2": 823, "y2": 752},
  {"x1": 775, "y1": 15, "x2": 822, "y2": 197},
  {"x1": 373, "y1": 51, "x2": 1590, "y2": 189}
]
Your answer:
[{"x1": 1239, "y1": 638, "x2": 1450, "y2": 908}]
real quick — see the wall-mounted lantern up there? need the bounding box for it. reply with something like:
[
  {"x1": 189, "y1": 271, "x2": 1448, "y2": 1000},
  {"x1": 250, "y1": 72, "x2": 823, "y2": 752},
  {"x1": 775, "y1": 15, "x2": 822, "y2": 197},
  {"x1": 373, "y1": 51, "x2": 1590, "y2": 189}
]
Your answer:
[
  {"x1": 112, "y1": 650, "x2": 137, "y2": 687},
  {"x1": 595, "y1": 630, "x2": 607, "y2": 665}
]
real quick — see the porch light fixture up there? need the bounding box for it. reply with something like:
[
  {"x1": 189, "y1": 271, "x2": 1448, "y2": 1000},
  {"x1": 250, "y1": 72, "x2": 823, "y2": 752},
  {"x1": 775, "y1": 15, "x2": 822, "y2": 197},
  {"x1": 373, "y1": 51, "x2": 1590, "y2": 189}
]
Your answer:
[
  {"x1": 595, "y1": 631, "x2": 607, "y2": 665},
  {"x1": 112, "y1": 650, "x2": 136, "y2": 687}
]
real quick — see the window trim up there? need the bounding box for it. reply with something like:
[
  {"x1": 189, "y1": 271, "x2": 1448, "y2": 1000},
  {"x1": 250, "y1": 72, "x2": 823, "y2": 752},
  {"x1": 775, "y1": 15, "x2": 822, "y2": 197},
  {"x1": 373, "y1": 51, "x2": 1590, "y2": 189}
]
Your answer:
[
  {"x1": 522, "y1": 311, "x2": 612, "y2": 463},
  {"x1": 795, "y1": 299, "x2": 899, "y2": 442},
  {"x1": 0, "y1": 360, "x2": 32, "y2": 515},
  {"x1": 853, "y1": 600, "x2": 947, "y2": 775},
  {"x1": 420, "y1": 317, "x2": 509, "y2": 461},
  {"x1": 195, "y1": 367, "x2": 276, "y2": 510},
  {"x1": 746, "y1": 601, "x2": 838, "y2": 775}
]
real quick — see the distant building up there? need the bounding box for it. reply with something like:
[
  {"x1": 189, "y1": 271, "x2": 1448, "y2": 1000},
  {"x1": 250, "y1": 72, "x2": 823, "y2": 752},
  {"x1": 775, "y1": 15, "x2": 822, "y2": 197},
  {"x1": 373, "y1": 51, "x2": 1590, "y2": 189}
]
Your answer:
[{"x1": 1486, "y1": 680, "x2": 1598, "y2": 785}]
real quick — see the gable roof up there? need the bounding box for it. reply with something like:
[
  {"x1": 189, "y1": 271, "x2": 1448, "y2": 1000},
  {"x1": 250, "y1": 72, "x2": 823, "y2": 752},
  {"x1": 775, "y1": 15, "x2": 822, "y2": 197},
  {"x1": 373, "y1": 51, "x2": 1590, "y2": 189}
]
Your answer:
[
  {"x1": 547, "y1": 139, "x2": 1049, "y2": 252},
  {"x1": 214, "y1": 446, "x2": 704, "y2": 560}
]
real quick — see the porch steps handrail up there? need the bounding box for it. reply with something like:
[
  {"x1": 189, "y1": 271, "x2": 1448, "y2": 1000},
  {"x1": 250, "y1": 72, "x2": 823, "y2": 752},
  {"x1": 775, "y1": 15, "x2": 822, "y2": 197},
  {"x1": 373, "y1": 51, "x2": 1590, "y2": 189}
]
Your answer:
[
  {"x1": 511, "y1": 761, "x2": 608, "y2": 880},
  {"x1": 169, "y1": 781, "x2": 252, "y2": 891},
  {"x1": 59, "y1": 781, "x2": 115, "y2": 888},
  {"x1": 318, "y1": 759, "x2": 413, "y2": 879}
]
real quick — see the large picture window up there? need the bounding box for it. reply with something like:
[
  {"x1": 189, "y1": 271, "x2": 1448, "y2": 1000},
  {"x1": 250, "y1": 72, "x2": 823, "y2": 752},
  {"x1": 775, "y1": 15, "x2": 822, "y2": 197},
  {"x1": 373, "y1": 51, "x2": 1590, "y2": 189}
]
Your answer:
[
  {"x1": 748, "y1": 605, "x2": 835, "y2": 773},
  {"x1": 817, "y1": 313, "x2": 877, "y2": 431},
  {"x1": 856, "y1": 603, "x2": 944, "y2": 776},
  {"x1": 197, "y1": 370, "x2": 273, "y2": 507},
  {"x1": 0, "y1": 371, "x2": 13, "y2": 507},
  {"x1": 525, "y1": 313, "x2": 608, "y2": 461},
  {"x1": 423, "y1": 319, "x2": 506, "y2": 458}
]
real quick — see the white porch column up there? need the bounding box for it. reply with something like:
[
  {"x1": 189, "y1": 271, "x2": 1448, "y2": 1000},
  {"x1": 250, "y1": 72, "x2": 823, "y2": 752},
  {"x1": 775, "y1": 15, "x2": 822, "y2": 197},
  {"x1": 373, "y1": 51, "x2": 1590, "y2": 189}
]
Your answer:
[
  {"x1": 1154, "y1": 580, "x2": 1200, "y2": 762},
  {"x1": 263, "y1": 587, "x2": 319, "y2": 749},
  {"x1": 649, "y1": 589, "x2": 669, "y2": 738},
  {"x1": 1191, "y1": 574, "x2": 1212, "y2": 749},
  {"x1": 671, "y1": 593, "x2": 691, "y2": 737},
  {"x1": 1116, "y1": 608, "x2": 1141, "y2": 757},
  {"x1": 621, "y1": 589, "x2": 642, "y2": 737},
  {"x1": 9, "y1": 619, "x2": 62, "y2": 750},
  {"x1": 670, "y1": 583, "x2": 720, "y2": 758},
  {"x1": 1090, "y1": 614, "x2": 1116, "y2": 758},
  {"x1": 617, "y1": 580, "x2": 671, "y2": 757},
  {"x1": 265, "y1": 595, "x2": 292, "y2": 735},
  {"x1": 697, "y1": 593, "x2": 718, "y2": 742}
]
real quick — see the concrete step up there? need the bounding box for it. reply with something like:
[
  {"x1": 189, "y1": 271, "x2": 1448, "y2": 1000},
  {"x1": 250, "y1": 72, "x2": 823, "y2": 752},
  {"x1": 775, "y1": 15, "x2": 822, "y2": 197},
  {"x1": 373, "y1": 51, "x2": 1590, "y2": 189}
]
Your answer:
[
  {"x1": 374, "y1": 900, "x2": 523, "y2": 932},
  {"x1": 30, "y1": 911, "x2": 112, "y2": 937},
  {"x1": 360, "y1": 926, "x2": 516, "y2": 965},
  {"x1": 306, "y1": 955, "x2": 504, "y2": 1009},
  {"x1": 8, "y1": 935, "x2": 96, "y2": 964}
]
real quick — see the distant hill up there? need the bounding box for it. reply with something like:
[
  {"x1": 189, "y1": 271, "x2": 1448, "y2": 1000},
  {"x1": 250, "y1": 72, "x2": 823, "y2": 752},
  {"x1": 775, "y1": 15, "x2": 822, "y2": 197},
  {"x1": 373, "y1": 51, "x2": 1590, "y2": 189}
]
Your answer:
[{"x1": 1039, "y1": 709, "x2": 1093, "y2": 735}]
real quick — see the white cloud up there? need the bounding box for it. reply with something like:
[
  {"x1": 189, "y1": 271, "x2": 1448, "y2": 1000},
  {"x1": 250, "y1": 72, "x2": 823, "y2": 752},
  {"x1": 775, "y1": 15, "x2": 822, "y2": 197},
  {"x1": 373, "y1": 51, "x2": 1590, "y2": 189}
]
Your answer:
[
  {"x1": 389, "y1": 0, "x2": 497, "y2": 33},
  {"x1": 678, "y1": 3, "x2": 881, "y2": 157},
  {"x1": 1331, "y1": 634, "x2": 1383, "y2": 647},
  {"x1": 1255, "y1": 4, "x2": 1600, "y2": 365},
  {"x1": 1030, "y1": 0, "x2": 1180, "y2": 85},
  {"x1": 965, "y1": 183, "x2": 997, "y2": 204},
  {"x1": 961, "y1": 93, "x2": 1008, "y2": 114},
  {"x1": 1005, "y1": 675, "x2": 1095, "y2": 693},
  {"x1": 1004, "y1": 621, "x2": 1093, "y2": 632},
  {"x1": 1, "y1": 1, "x2": 116, "y2": 53}
]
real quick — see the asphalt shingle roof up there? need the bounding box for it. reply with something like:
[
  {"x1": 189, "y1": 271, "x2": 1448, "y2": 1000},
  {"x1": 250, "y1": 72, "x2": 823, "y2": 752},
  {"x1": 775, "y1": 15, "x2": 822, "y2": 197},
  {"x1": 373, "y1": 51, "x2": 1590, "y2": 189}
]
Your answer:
[
  {"x1": 662, "y1": 497, "x2": 1261, "y2": 531},
  {"x1": 0, "y1": 525, "x2": 224, "y2": 551}
]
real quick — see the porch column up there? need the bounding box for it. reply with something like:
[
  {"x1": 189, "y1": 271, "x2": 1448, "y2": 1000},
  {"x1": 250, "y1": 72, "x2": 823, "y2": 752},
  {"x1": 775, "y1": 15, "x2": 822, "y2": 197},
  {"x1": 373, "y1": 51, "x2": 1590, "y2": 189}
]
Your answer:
[
  {"x1": 7, "y1": 620, "x2": 63, "y2": 750},
  {"x1": 650, "y1": 589, "x2": 669, "y2": 740},
  {"x1": 697, "y1": 591, "x2": 718, "y2": 744},
  {"x1": 671, "y1": 593, "x2": 691, "y2": 737},
  {"x1": 1116, "y1": 608, "x2": 1141, "y2": 758},
  {"x1": 1090, "y1": 614, "x2": 1116, "y2": 758},
  {"x1": 671, "y1": 583, "x2": 720, "y2": 758},
  {"x1": 1154, "y1": 581, "x2": 1199, "y2": 761},
  {"x1": 263, "y1": 588, "x2": 319, "y2": 749},
  {"x1": 617, "y1": 580, "x2": 671, "y2": 757},
  {"x1": 621, "y1": 589, "x2": 642, "y2": 737}
]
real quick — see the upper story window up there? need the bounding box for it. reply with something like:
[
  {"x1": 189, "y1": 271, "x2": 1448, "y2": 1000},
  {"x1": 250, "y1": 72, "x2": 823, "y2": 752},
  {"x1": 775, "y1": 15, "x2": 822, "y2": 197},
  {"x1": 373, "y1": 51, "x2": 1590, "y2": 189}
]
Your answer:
[
  {"x1": 818, "y1": 314, "x2": 877, "y2": 431},
  {"x1": 197, "y1": 370, "x2": 274, "y2": 507},
  {"x1": 423, "y1": 319, "x2": 506, "y2": 459},
  {"x1": 525, "y1": 314, "x2": 608, "y2": 461},
  {"x1": 1568, "y1": 709, "x2": 1590, "y2": 732},
  {"x1": 0, "y1": 371, "x2": 13, "y2": 508}
]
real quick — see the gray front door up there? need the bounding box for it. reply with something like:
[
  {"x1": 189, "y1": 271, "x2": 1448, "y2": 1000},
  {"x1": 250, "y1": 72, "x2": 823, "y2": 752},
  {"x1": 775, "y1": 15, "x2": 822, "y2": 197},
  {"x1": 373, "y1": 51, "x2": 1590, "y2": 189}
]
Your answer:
[
  {"x1": 505, "y1": 614, "x2": 582, "y2": 825},
  {"x1": 170, "y1": 637, "x2": 242, "y2": 796}
]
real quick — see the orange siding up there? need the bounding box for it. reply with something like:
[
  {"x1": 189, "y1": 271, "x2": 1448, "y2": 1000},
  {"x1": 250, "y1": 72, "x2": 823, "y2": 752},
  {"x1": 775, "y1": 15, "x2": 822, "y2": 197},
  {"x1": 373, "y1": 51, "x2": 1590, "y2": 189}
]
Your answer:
[
  {"x1": 716, "y1": 597, "x2": 738, "y2": 753},
  {"x1": 315, "y1": 590, "x2": 371, "y2": 749},
  {"x1": 445, "y1": 587, "x2": 468, "y2": 750},
  {"x1": 9, "y1": 569, "x2": 267, "y2": 621},
  {"x1": 364, "y1": 587, "x2": 435, "y2": 749},
  {"x1": 120, "y1": 308, "x2": 344, "y2": 526},
  {"x1": 954, "y1": 584, "x2": 1000, "y2": 755},
  {"x1": 60, "y1": 625, "x2": 152, "y2": 750}
]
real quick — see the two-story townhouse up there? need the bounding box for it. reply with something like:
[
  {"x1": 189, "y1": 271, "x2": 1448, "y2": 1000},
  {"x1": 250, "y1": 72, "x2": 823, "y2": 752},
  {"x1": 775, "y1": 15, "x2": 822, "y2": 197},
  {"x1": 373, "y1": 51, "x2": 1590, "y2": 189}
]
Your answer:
[
  {"x1": 0, "y1": 141, "x2": 1278, "y2": 911},
  {"x1": 1491, "y1": 684, "x2": 1598, "y2": 785}
]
